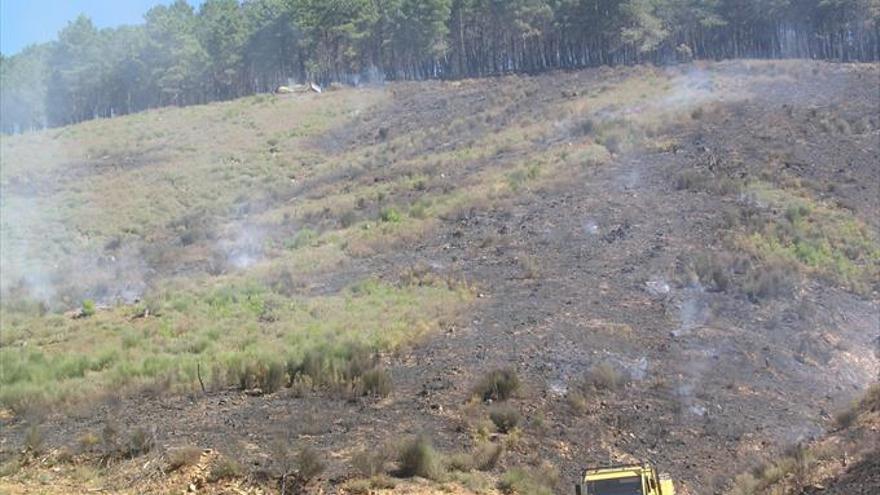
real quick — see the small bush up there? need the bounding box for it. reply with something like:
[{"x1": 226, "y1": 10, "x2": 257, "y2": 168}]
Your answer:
[
  {"x1": 499, "y1": 463, "x2": 558, "y2": 495},
  {"x1": 832, "y1": 407, "x2": 858, "y2": 430},
  {"x1": 693, "y1": 254, "x2": 730, "y2": 292},
  {"x1": 208, "y1": 456, "x2": 243, "y2": 482},
  {"x1": 567, "y1": 391, "x2": 589, "y2": 415},
  {"x1": 446, "y1": 452, "x2": 475, "y2": 472},
  {"x1": 446, "y1": 441, "x2": 504, "y2": 473},
  {"x1": 0, "y1": 456, "x2": 21, "y2": 477},
  {"x1": 125, "y1": 428, "x2": 153, "y2": 458},
  {"x1": 81, "y1": 299, "x2": 96, "y2": 317},
  {"x1": 489, "y1": 405, "x2": 521, "y2": 433},
  {"x1": 473, "y1": 368, "x2": 520, "y2": 402},
  {"x1": 744, "y1": 266, "x2": 793, "y2": 303},
  {"x1": 573, "y1": 118, "x2": 596, "y2": 136},
  {"x1": 24, "y1": 425, "x2": 44, "y2": 455},
  {"x1": 360, "y1": 367, "x2": 393, "y2": 397},
  {"x1": 265, "y1": 361, "x2": 286, "y2": 393},
  {"x1": 353, "y1": 446, "x2": 392, "y2": 477},
  {"x1": 519, "y1": 256, "x2": 540, "y2": 279},
  {"x1": 397, "y1": 436, "x2": 444, "y2": 480},
  {"x1": 345, "y1": 479, "x2": 373, "y2": 494},
  {"x1": 380, "y1": 208, "x2": 402, "y2": 223},
  {"x1": 297, "y1": 446, "x2": 325, "y2": 481},
  {"x1": 729, "y1": 472, "x2": 759, "y2": 495},
  {"x1": 675, "y1": 170, "x2": 707, "y2": 191},
  {"x1": 166, "y1": 446, "x2": 202, "y2": 472},
  {"x1": 471, "y1": 442, "x2": 503, "y2": 471},
  {"x1": 78, "y1": 431, "x2": 100, "y2": 453},
  {"x1": 863, "y1": 384, "x2": 880, "y2": 412},
  {"x1": 586, "y1": 362, "x2": 627, "y2": 391},
  {"x1": 339, "y1": 210, "x2": 358, "y2": 228}
]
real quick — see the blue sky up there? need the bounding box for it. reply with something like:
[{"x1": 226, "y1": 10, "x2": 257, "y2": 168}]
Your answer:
[{"x1": 0, "y1": 0, "x2": 199, "y2": 55}]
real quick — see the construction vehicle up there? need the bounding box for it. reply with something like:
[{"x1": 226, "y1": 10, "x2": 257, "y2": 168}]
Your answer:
[{"x1": 575, "y1": 464, "x2": 675, "y2": 495}]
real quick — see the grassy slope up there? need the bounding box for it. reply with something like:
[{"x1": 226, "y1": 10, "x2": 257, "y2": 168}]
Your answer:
[
  {"x1": 1, "y1": 66, "x2": 699, "y2": 411},
  {"x1": 0, "y1": 60, "x2": 878, "y2": 493},
  {"x1": 2, "y1": 60, "x2": 877, "y2": 410}
]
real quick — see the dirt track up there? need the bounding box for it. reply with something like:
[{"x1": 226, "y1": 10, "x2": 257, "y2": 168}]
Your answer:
[{"x1": 2, "y1": 61, "x2": 878, "y2": 494}]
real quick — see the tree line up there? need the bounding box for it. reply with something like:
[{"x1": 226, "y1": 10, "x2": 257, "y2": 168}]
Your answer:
[{"x1": 2, "y1": 0, "x2": 878, "y2": 133}]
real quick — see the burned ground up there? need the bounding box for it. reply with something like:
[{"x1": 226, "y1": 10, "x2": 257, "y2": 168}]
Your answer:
[{"x1": 1, "y1": 60, "x2": 878, "y2": 494}]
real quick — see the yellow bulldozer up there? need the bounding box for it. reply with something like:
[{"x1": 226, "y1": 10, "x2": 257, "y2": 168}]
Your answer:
[{"x1": 575, "y1": 464, "x2": 676, "y2": 495}]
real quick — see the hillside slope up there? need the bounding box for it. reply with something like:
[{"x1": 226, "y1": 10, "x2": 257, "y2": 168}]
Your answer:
[{"x1": 1, "y1": 60, "x2": 878, "y2": 494}]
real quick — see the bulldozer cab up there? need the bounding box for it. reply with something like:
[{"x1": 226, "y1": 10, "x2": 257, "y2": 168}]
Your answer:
[{"x1": 575, "y1": 464, "x2": 675, "y2": 495}]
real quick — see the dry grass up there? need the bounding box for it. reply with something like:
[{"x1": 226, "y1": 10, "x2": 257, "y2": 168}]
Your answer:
[
  {"x1": 207, "y1": 455, "x2": 244, "y2": 482},
  {"x1": 473, "y1": 368, "x2": 521, "y2": 402},
  {"x1": 165, "y1": 446, "x2": 203, "y2": 472},
  {"x1": 498, "y1": 462, "x2": 559, "y2": 495},
  {"x1": 488, "y1": 405, "x2": 521, "y2": 433},
  {"x1": 397, "y1": 436, "x2": 444, "y2": 481}
]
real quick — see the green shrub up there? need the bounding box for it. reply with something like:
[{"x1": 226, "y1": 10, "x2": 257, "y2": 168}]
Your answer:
[
  {"x1": 380, "y1": 207, "x2": 402, "y2": 223},
  {"x1": 397, "y1": 436, "x2": 444, "y2": 480},
  {"x1": 81, "y1": 299, "x2": 96, "y2": 317},
  {"x1": 473, "y1": 368, "x2": 520, "y2": 402}
]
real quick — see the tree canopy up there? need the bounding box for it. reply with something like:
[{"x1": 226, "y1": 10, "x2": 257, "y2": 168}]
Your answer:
[{"x1": 2, "y1": 0, "x2": 878, "y2": 132}]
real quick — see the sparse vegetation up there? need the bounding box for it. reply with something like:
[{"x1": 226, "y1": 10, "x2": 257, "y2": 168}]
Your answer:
[
  {"x1": 1, "y1": 56, "x2": 878, "y2": 495},
  {"x1": 738, "y1": 183, "x2": 879, "y2": 295}
]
